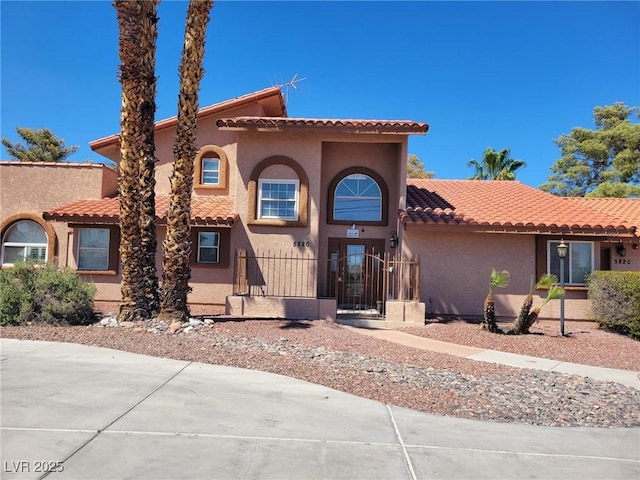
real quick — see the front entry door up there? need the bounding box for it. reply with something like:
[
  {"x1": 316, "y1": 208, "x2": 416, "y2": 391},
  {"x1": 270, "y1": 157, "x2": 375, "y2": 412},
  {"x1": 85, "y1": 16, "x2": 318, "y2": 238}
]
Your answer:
[{"x1": 328, "y1": 238, "x2": 385, "y2": 310}]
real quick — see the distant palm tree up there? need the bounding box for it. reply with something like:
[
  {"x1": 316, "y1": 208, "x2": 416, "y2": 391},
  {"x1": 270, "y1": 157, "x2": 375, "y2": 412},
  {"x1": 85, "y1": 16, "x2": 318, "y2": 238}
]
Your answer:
[
  {"x1": 468, "y1": 147, "x2": 526, "y2": 180},
  {"x1": 159, "y1": 0, "x2": 213, "y2": 324},
  {"x1": 115, "y1": 0, "x2": 160, "y2": 322}
]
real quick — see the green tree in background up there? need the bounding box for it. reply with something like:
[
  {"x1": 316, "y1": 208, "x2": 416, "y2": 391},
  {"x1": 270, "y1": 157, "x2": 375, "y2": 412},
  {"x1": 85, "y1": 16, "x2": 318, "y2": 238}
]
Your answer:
[
  {"x1": 467, "y1": 147, "x2": 526, "y2": 180},
  {"x1": 2, "y1": 127, "x2": 78, "y2": 162},
  {"x1": 540, "y1": 103, "x2": 640, "y2": 197},
  {"x1": 407, "y1": 154, "x2": 435, "y2": 179}
]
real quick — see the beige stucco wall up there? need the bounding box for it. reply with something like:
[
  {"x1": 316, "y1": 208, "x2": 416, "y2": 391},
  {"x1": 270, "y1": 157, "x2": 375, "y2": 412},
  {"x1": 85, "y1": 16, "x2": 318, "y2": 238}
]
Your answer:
[
  {"x1": 0, "y1": 162, "x2": 117, "y2": 219},
  {"x1": 404, "y1": 229, "x2": 598, "y2": 320}
]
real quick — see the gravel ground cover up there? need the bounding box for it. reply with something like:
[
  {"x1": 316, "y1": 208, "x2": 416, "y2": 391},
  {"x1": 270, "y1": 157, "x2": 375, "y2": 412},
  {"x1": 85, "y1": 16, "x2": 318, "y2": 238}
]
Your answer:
[{"x1": 1, "y1": 317, "x2": 639, "y2": 428}]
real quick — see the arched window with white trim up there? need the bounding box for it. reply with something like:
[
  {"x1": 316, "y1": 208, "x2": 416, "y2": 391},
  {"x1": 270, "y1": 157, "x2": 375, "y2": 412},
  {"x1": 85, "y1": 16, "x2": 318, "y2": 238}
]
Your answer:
[
  {"x1": 333, "y1": 173, "x2": 383, "y2": 222},
  {"x1": 1, "y1": 220, "x2": 48, "y2": 266}
]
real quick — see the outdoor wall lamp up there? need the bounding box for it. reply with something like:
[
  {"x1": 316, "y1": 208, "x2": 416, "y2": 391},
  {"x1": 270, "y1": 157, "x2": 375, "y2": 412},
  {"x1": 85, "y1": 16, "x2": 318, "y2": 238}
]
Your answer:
[
  {"x1": 557, "y1": 239, "x2": 567, "y2": 336},
  {"x1": 616, "y1": 242, "x2": 627, "y2": 257},
  {"x1": 389, "y1": 231, "x2": 398, "y2": 249}
]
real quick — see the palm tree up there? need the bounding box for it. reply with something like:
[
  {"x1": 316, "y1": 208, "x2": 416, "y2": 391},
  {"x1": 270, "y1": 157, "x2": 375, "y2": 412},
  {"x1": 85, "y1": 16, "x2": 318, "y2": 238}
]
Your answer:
[
  {"x1": 509, "y1": 274, "x2": 564, "y2": 335},
  {"x1": 468, "y1": 147, "x2": 526, "y2": 180},
  {"x1": 115, "y1": 0, "x2": 159, "y2": 322},
  {"x1": 483, "y1": 268, "x2": 509, "y2": 333},
  {"x1": 159, "y1": 0, "x2": 213, "y2": 324}
]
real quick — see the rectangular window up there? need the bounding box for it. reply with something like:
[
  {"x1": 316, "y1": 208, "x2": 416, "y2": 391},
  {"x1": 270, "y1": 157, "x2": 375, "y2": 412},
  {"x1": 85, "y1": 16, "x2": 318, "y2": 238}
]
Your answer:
[
  {"x1": 201, "y1": 158, "x2": 220, "y2": 185},
  {"x1": 78, "y1": 228, "x2": 110, "y2": 271},
  {"x1": 198, "y1": 232, "x2": 220, "y2": 263},
  {"x1": 258, "y1": 179, "x2": 299, "y2": 220},
  {"x1": 548, "y1": 241, "x2": 594, "y2": 285}
]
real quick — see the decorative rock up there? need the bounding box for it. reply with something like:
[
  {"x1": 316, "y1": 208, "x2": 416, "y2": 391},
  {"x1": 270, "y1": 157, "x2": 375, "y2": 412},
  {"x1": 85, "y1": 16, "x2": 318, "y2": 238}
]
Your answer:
[
  {"x1": 189, "y1": 318, "x2": 203, "y2": 327},
  {"x1": 169, "y1": 322, "x2": 182, "y2": 334},
  {"x1": 183, "y1": 326, "x2": 194, "y2": 334},
  {"x1": 204, "y1": 319, "x2": 215, "y2": 325},
  {"x1": 99, "y1": 317, "x2": 118, "y2": 328},
  {"x1": 119, "y1": 321, "x2": 135, "y2": 328}
]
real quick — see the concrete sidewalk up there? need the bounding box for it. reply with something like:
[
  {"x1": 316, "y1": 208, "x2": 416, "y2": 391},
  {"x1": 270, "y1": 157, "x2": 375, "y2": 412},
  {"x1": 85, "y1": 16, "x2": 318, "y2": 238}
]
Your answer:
[
  {"x1": 1, "y1": 338, "x2": 639, "y2": 480},
  {"x1": 346, "y1": 327, "x2": 640, "y2": 391}
]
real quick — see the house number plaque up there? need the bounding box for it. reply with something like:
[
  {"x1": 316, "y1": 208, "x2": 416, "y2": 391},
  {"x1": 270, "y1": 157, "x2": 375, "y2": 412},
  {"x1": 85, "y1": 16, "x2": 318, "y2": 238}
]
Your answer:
[{"x1": 293, "y1": 241, "x2": 310, "y2": 248}]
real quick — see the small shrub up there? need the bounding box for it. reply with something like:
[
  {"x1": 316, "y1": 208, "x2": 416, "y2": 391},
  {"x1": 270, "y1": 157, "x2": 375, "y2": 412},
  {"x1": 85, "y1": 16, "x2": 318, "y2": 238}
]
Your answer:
[
  {"x1": 588, "y1": 271, "x2": 640, "y2": 340},
  {"x1": 0, "y1": 262, "x2": 97, "y2": 326}
]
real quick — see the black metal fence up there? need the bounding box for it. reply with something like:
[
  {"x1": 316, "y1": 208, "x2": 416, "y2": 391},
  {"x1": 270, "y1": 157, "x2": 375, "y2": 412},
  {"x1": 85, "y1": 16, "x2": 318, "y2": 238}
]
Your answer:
[
  {"x1": 233, "y1": 249, "x2": 420, "y2": 311},
  {"x1": 233, "y1": 249, "x2": 317, "y2": 297}
]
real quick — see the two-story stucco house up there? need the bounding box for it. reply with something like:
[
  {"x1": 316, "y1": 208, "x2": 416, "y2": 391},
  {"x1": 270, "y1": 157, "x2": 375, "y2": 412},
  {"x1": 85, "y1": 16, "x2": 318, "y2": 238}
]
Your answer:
[{"x1": 1, "y1": 86, "x2": 638, "y2": 324}]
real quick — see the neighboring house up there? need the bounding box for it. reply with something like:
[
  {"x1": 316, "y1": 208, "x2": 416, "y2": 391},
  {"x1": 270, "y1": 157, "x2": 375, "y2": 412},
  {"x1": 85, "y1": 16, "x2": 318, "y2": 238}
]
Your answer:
[
  {"x1": 0, "y1": 161, "x2": 117, "y2": 267},
  {"x1": 1, "y1": 87, "x2": 637, "y2": 323}
]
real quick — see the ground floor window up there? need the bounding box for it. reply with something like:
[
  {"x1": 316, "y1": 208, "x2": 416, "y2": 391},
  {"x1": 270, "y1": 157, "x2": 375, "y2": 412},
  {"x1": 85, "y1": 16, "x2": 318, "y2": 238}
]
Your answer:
[
  {"x1": 78, "y1": 228, "x2": 110, "y2": 270},
  {"x1": 1, "y1": 220, "x2": 47, "y2": 266},
  {"x1": 548, "y1": 240, "x2": 594, "y2": 285},
  {"x1": 197, "y1": 231, "x2": 220, "y2": 264}
]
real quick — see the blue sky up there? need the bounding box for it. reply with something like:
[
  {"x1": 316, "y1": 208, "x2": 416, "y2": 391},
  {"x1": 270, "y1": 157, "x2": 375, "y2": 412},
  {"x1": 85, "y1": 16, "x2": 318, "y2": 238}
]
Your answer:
[{"x1": 1, "y1": 1, "x2": 638, "y2": 188}]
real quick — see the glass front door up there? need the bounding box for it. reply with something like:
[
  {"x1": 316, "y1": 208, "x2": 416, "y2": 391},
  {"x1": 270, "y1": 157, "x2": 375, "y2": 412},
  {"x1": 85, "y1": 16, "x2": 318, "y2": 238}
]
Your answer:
[{"x1": 328, "y1": 238, "x2": 385, "y2": 311}]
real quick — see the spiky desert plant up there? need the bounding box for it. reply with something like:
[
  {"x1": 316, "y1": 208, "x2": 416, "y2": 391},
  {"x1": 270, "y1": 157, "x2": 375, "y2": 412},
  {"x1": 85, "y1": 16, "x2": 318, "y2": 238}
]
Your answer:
[
  {"x1": 159, "y1": 0, "x2": 213, "y2": 323},
  {"x1": 525, "y1": 275, "x2": 565, "y2": 326},
  {"x1": 115, "y1": 0, "x2": 160, "y2": 322},
  {"x1": 483, "y1": 268, "x2": 509, "y2": 333},
  {"x1": 511, "y1": 276, "x2": 535, "y2": 335}
]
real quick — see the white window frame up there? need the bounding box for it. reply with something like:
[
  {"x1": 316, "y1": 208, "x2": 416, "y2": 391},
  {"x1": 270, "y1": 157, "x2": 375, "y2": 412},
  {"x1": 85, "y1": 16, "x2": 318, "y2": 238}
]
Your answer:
[
  {"x1": 257, "y1": 179, "x2": 300, "y2": 221},
  {"x1": 197, "y1": 232, "x2": 220, "y2": 264},
  {"x1": 547, "y1": 240, "x2": 594, "y2": 286},
  {"x1": 1, "y1": 220, "x2": 48, "y2": 266},
  {"x1": 77, "y1": 228, "x2": 110, "y2": 271},
  {"x1": 201, "y1": 157, "x2": 220, "y2": 185},
  {"x1": 333, "y1": 173, "x2": 382, "y2": 222}
]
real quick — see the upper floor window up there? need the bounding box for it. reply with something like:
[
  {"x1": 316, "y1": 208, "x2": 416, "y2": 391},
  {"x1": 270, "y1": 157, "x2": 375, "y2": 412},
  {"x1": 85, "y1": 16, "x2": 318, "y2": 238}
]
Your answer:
[
  {"x1": 548, "y1": 240, "x2": 594, "y2": 286},
  {"x1": 201, "y1": 156, "x2": 220, "y2": 185},
  {"x1": 248, "y1": 156, "x2": 309, "y2": 227},
  {"x1": 328, "y1": 167, "x2": 388, "y2": 225},
  {"x1": 195, "y1": 145, "x2": 228, "y2": 190},
  {"x1": 334, "y1": 173, "x2": 382, "y2": 222},
  {"x1": 1, "y1": 220, "x2": 47, "y2": 266},
  {"x1": 258, "y1": 179, "x2": 299, "y2": 220},
  {"x1": 78, "y1": 228, "x2": 110, "y2": 271}
]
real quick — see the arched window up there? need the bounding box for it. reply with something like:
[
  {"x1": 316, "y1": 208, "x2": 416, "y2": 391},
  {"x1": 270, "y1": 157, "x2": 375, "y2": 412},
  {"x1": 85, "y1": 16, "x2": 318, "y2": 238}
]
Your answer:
[
  {"x1": 329, "y1": 168, "x2": 388, "y2": 224},
  {"x1": 194, "y1": 145, "x2": 228, "y2": 190},
  {"x1": 248, "y1": 156, "x2": 309, "y2": 227},
  {"x1": 1, "y1": 220, "x2": 48, "y2": 265}
]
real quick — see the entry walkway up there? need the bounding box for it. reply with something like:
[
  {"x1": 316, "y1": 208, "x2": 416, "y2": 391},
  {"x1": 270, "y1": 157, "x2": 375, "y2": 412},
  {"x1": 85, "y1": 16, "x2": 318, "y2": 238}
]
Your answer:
[
  {"x1": 1, "y1": 339, "x2": 638, "y2": 480},
  {"x1": 345, "y1": 326, "x2": 640, "y2": 390}
]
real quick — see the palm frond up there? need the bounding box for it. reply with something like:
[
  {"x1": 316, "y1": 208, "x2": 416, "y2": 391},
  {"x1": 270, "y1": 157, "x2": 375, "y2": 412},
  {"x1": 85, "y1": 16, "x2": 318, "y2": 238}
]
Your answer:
[{"x1": 489, "y1": 268, "x2": 510, "y2": 291}]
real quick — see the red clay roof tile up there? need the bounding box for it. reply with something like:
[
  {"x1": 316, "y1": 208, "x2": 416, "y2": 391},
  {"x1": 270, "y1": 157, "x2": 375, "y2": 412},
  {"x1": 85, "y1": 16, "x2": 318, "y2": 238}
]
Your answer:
[
  {"x1": 89, "y1": 86, "x2": 286, "y2": 151},
  {"x1": 568, "y1": 197, "x2": 640, "y2": 230},
  {"x1": 403, "y1": 179, "x2": 634, "y2": 234},
  {"x1": 216, "y1": 117, "x2": 428, "y2": 134},
  {"x1": 44, "y1": 195, "x2": 237, "y2": 226}
]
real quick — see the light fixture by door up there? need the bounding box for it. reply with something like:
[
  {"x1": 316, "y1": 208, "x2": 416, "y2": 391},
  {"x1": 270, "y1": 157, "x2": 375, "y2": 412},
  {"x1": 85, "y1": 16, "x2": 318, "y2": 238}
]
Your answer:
[
  {"x1": 389, "y1": 231, "x2": 398, "y2": 249},
  {"x1": 616, "y1": 242, "x2": 627, "y2": 257}
]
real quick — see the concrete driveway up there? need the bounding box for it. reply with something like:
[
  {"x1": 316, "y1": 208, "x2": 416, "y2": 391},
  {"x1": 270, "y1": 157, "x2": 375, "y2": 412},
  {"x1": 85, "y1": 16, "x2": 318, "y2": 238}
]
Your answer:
[{"x1": 1, "y1": 338, "x2": 638, "y2": 480}]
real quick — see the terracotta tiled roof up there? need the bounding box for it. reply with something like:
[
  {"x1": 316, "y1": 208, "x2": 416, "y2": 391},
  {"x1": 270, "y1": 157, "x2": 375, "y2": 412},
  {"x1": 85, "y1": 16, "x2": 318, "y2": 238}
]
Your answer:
[
  {"x1": 216, "y1": 117, "x2": 429, "y2": 135},
  {"x1": 403, "y1": 179, "x2": 635, "y2": 234},
  {"x1": 89, "y1": 86, "x2": 286, "y2": 151},
  {"x1": 568, "y1": 197, "x2": 640, "y2": 230},
  {"x1": 44, "y1": 196, "x2": 237, "y2": 226}
]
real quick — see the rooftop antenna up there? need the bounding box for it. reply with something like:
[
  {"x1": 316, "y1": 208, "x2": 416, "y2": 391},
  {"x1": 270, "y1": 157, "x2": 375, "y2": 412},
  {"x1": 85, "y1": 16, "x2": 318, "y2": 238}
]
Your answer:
[{"x1": 278, "y1": 73, "x2": 306, "y2": 106}]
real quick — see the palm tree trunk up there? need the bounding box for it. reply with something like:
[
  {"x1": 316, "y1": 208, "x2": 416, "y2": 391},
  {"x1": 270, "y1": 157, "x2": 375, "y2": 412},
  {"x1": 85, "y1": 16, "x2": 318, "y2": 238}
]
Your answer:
[
  {"x1": 159, "y1": 0, "x2": 213, "y2": 324},
  {"x1": 483, "y1": 292, "x2": 502, "y2": 334},
  {"x1": 137, "y1": 0, "x2": 160, "y2": 315},
  {"x1": 115, "y1": 0, "x2": 159, "y2": 322},
  {"x1": 510, "y1": 293, "x2": 533, "y2": 335}
]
